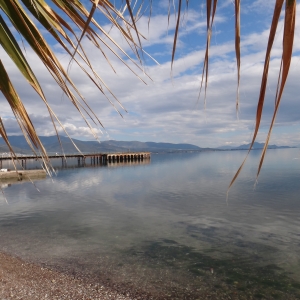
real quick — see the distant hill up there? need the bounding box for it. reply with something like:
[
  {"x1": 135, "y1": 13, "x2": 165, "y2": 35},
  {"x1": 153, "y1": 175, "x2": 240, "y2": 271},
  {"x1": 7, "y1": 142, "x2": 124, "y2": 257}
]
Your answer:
[
  {"x1": 0, "y1": 144, "x2": 25, "y2": 154},
  {"x1": 218, "y1": 142, "x2": 293, "y2": 150},
  {"x1": 145, "y1": 142, "x2": 201, "y2": 150},
  {"x1": 0, "y1": 136, "x2": 203, "y2": 154},
  {"x1": 1, "y1": 136, "x2": 294, "y2": 154}
]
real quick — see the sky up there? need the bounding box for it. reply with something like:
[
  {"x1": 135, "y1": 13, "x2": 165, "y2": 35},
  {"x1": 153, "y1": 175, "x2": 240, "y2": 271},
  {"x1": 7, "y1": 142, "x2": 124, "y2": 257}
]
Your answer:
[{"x1": 1, "y1": 0, "x2": 300, "y2": 148}]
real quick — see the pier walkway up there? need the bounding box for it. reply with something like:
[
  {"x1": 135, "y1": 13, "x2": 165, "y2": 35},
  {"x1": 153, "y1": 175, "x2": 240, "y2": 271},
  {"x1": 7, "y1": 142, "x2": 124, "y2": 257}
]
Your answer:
[{"x1": 0, "y1": 152, "x2": 151, "y2": 167}]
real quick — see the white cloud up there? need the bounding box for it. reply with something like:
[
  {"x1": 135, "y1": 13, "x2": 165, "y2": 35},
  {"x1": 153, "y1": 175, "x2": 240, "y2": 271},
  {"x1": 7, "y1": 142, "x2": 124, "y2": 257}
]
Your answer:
[{"x1": 0, "y1": 3, "x2": 299, "y2": 148}]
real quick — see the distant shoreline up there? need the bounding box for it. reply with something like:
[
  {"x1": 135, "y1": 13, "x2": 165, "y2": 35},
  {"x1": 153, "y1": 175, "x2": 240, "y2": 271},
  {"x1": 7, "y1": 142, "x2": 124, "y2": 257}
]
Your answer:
[
  {"x1": 149, "y1": 146, "x2": 296, "y2": 154},
  {"x1": 1, "y1": 135, "x2": 296, "y2": 155},
  {"x1": 0, "y1": 146, "x2": 297, "y2": 157}
]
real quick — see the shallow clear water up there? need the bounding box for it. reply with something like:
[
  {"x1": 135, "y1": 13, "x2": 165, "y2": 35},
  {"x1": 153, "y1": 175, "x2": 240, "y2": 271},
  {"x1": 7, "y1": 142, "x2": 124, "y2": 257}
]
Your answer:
[{"x1": 0, "y1": 149, "x2": 300, "y2": 298}]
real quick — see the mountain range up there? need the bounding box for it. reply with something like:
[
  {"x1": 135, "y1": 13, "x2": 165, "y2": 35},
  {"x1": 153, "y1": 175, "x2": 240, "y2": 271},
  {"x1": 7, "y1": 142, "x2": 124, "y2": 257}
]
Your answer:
[
  {"x1": 217, "y1": 142, "x2": 293, "y2": 150},
  {"x1": 0, "y1": 136, "x2": 295, "y2": 154},
  {"x1": 0, "y1": 136, "x2": 204, "y2": 154}
]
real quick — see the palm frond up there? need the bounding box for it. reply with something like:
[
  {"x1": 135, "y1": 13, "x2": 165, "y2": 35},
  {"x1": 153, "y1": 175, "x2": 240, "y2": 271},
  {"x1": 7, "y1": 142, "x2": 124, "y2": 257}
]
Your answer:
[
  {"x1": 0, "y1": 0, "x2": 144, "y2": 170},
  {"x1": 255, "y1": 0, "x2": 296, "y2": 180},
  {"x1": 228, "y1": 0, "x2": 296, "y2": 190},
  {"x1": 0, "y1": 0, "x2": 297, "y2": 188},
  {"x1": 167, "y1": 0, "x2": 296, "y2": 188},
  {"x1": 235, "y1": 0, "x2": 241, "y2": 114}
]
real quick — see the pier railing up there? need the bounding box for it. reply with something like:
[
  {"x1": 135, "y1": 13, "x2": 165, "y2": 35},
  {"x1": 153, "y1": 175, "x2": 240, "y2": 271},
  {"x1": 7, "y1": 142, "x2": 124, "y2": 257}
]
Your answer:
[{"x1": 0, "y1": 151, "x2": 151, "y2": 168}]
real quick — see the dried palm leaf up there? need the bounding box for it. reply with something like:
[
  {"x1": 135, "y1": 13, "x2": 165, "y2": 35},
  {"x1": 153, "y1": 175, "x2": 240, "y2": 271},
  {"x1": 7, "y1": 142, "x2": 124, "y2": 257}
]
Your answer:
[
  {"x1": 0, "y1": 0, "x2": 297, "y2": 190},
  {"x1": 167, "y1": 0, "x2": 295, "y2": 188},
  {"x1": 0, "y1": 0, "x2": 147, "y2": 171},
  {"x1": 228, "y1": 0, "x2": 295, "y2": 190},
  {"x1": 235, "y1": 0, "x2": 241, "y2": 114}
]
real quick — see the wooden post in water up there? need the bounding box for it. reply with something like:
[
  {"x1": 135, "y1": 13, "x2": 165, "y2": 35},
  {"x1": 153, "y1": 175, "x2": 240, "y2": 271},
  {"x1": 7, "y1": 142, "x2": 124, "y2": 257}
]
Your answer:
[{"x1": 21, "y1": 159, "x2": 26, "y2": 169}]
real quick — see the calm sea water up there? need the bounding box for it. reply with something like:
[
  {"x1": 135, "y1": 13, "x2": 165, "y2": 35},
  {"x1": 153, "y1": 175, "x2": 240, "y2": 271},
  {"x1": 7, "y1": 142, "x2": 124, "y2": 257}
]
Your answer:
[{"x1": 0, "y1": 149, "x2": 300, "y2": 299}]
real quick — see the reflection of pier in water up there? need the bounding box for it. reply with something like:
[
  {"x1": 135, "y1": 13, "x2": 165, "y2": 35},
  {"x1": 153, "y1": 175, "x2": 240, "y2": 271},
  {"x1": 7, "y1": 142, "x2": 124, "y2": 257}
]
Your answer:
[
  {"x1": 106, "y1": 159, "x2": 150, "y2": 168},
  {"x1": 0, "y1": 175, "x2": 46, "y2": 189}
]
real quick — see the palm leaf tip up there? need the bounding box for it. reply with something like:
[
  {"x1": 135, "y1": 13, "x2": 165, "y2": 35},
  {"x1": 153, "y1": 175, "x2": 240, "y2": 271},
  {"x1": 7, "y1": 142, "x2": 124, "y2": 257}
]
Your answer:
[
  {"x1": 0, "y1": 0, "x2": 297, "y2": 189},
  {"x1": 0, "y1": 0, "x2": 147, "y2": 169}
]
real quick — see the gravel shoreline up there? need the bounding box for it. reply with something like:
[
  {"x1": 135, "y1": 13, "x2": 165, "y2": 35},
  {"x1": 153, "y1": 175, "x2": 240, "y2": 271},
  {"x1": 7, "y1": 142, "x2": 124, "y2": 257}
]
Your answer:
[
  {"x1": 2, "y1": 251, "x2": 300, "y2": 300},
  {"x1": 0, "y1": 251, "x2": 133, "y2": 300}
]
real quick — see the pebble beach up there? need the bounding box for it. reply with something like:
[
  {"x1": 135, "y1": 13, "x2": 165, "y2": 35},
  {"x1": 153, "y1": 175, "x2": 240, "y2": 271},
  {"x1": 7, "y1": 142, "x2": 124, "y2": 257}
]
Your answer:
[
  {"x1": 2, "y1": 250, "x2": 300, "y2": 300},
  {"x1": 0, "y1": 252, "x2": 132, "y2": 300}
]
